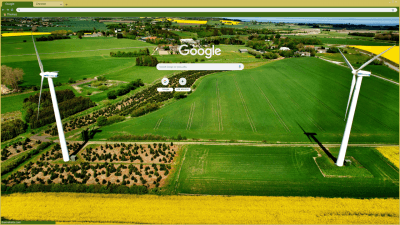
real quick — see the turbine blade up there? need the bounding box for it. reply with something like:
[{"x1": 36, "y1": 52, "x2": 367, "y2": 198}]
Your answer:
[
  {"x1": 37, "y1": 76, "x2": 44, "y2": 120},
  {"x1": 339, "y1": 49, "x2": 354, "y2": 71},
  {"x1": 344, "y1": 75, "x2": 356, "y2": 121},
  {"x1": 358, "y1": 46, "x2": 394, "y2": 71},
  {"x1": 32, "y1": 33, "x2": 44, "y2": 73}
]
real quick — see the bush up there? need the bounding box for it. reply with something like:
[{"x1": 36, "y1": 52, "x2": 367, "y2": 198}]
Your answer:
[
  {"x1": 106, "y1": 115, "x2": 125, "y2": 125},
  {"x1": 1, "y1": 119, "x2": 27, "y2": 142},
  {"x1": 97, "y1": 76, "x2": 107, "y2": 81},
  {"x1": 116, "y1": 86, "x2": 131, "y2": 96},
  {"x1": 107, "y1": 90, "x2": 117, "y2": 99},
  {"x1": 174, "y1": 92, "x2": 186, "y2": 99},
  {"x1": 97, "y1": 116, "x2": 107, "y2": 126},
  {"x1": 68, "y1": 78, "x2": 76, "y2": 83},
  {"x1": 98, "y1": 85, "x2": 108, "y2": 91},
  {"x1": 131, "y1": 103, "x2": 160, "y2": 117},
  {"x1": 87, "y1": 91, "x2": 92, "y2": 96},
  {"x1": 327, "y1": 47, "x2": 340, "y2": 53},
  {"x1": 117, "y1": 33, "x2": 123, "y2": 39}
]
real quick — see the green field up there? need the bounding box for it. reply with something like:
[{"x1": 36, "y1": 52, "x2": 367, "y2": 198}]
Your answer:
[
  {"x1": 96, "y1": 57, "x2": 399, "y2": 144},
  {"x1": 318, "y1": 52, "x2": 399, "y2": 82},
  {"x1": 288, "y1": 35, "x2": 396, "y2": 46},
  {"x1": 174, "y1": 145, "x2": 399, "y2": 197},
  {"x1": 171, "y1": 31, "x2": 198, "y2": 38},
  {"x1": 1, "y1": 36, "x2": 177, "y2": 88}
]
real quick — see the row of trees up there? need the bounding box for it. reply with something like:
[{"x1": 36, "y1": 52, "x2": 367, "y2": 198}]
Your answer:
[
  {"x1": 1, "y1": 119, "x2": 27, "y2": 142},
  {"x1": 1, "y1": 142, "x2": 52, "y2": 175},
  {"x1": 24, "y1": 90, "x2": 96, "y2": 129},
  {"x1": 35, "y1": 35, "x2": 71, "y2": 42},
  {"x1": 135, "y1": 55, "x2": 158, "y2": 67},
  {"x1": 130, "y1": 102, "x2": 160, "y2": 117},
  {"x1": 107, "y1": 79, "x2": 144, "y2": 99},
  {"x1": 109, "y1": 49, "x2": 150, "y2": 57},
  {"x1": 97, "y1": 115, "x2": 125, "y2": 126}
]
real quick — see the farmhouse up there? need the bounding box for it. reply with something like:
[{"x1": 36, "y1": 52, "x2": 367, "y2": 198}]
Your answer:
[
  {"x1": 180, "y1": 38, "x2": 200, "y2": 47},
  {"x1": 140, "y1": 36, "x2": 157, "y2": 42},
  {"x1": 239, "y1": 49, "x2": 248, "y2": 53},
  {"x1": 295, "y1": 51, "x2": 311, "y2": 57}
]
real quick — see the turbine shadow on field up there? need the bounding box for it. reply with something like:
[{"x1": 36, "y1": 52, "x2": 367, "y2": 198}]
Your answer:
[{"x1": 297, "y1": 123, "x2": 337, "y2": 163}]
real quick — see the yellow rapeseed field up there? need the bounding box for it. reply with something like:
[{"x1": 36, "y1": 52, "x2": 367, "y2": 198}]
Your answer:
[
  {"x1": 376, "y1": 146, "x2": 399, "y2": 168},
  {"x1": 220, "y1": 20, "x2": 241, "y2": 25},
  {"x1": 350, "y1": 46, "x2": 399, "y2": 64},
  {"x1": 1, "y1": 193, "x2": 398, "y2": 224},
  {"x1": 167, "y1": 18, "x2": 207, "y2": 24},
  {"x1": 1, "y1": 32, "x2": 51, "y2": 37}
]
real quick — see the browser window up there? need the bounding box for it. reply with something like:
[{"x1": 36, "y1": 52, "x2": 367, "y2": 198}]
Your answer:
[{"x1": 1, "y1": 0, "x2": 399, "y2": 224}]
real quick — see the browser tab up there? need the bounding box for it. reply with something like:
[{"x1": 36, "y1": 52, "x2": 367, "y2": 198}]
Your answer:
[{"x1": 33, "y1": 1, "x2": 63, "y2": 7}]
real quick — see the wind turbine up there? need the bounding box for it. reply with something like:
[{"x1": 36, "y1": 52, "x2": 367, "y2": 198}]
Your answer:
[
  {"x1": 32, "y1": 34, "x2": 70, "y2": 162},
  {"x1": 336, "y1": 46, "x2": 394, "y2": 167}
]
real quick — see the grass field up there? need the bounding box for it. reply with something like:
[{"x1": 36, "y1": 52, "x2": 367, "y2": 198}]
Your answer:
[
  {"x1": 1, "y1": 36, "x2": 177, "y2": 89},
  {"x1": 288, "y1": 36, "x2": 396, "y2": 46},
  {"x1": 171, "y1": 31, "x2": 198, "y2": 38},
  {"x1": 317, "y1": 52, "x2": 399, "y2": 82},
  {"x1": 97, "y1": 57, "x2": 399, "y2": 144},
  {"x1": 2, "y1": 192, "x2": 398, "y2": 224},
  {"x1": 174, "y1": 145, "x2": 399, "y2": 197}
]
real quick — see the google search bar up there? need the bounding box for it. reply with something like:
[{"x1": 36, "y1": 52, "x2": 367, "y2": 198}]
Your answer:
[
  {"x1": 17, "y1": 8, "x2": 398, "y2": 13},
  {"x1": 157, "y1": 63, "x2": 244, "y2": 71}
]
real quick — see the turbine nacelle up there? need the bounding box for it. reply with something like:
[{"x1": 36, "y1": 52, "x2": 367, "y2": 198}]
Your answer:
[
  {"x1": 352, "y1": 70, "x2": 371, "y2": 77},
  {"x1": 40, "y1": 72, "x2": 58, "y2": 78}
]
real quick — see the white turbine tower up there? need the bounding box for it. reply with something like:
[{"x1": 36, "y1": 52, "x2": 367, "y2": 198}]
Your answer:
[
  {"x1": 32, "y1": 34, "x2": 70, "y2": 162},
  {"x1": 336, "y1": 46, "x2": 394, "y2": 167}
]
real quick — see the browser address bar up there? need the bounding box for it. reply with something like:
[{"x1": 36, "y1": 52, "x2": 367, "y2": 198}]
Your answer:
[{"x1": 17, "y1": 8, "x2": 398, "y2": 13}]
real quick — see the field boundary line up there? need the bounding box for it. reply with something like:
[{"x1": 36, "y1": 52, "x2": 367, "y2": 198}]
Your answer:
[
  {"x1": 174, "y1": 146, "x2": 188, "y2": 193},
  {"x1": 376, "y1": 166, "x2": 397, "y2": 184},
  {"x1": 154, "y1": 118, "x2": 163, "y2": 130},
  {"x1": 186, "y1": 102, "x2": 195, "y2": 130},
  {"x1": 250, "y1": 75, "x2": 290, "y2": 132},
  {"x1": 216, "y1": 79, "x2": 223, "y2": 131},
  {"x1": 233, "y1": 76, "x2": 256, "y2": 132}
]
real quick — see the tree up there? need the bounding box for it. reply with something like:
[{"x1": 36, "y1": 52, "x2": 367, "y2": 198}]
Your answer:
[
  {"x1": 107, "y1": 90, "x2": 117, "y2": 99},
  {"x1": 1, "y1": 65, "x2": 24, "y2": 91}
]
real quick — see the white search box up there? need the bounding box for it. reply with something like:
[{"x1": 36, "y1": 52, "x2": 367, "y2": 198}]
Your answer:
[
  {"x1": 17, "y1": 8, "x2": 398, "y2": 13},
  {"x1": 157, "y1": 63, "x2": 244, "y2": 71}
]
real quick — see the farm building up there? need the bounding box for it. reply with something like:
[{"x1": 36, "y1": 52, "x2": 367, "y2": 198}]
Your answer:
[
  {"x1": 239, "y1": 49, "x2": 248, "y2": 53},
  {"x1": 180, "y1": 38, "x2": 200, "y2": 47},
  {"x1": 295, "y1": 51, "x2": 311, "y2": 57},
  {"x1": 140, "y1": 36, "x2": 157, "y2": 42},
  {"x1": 159, "y1": 50, "x2": 169, "y2": 55}
]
